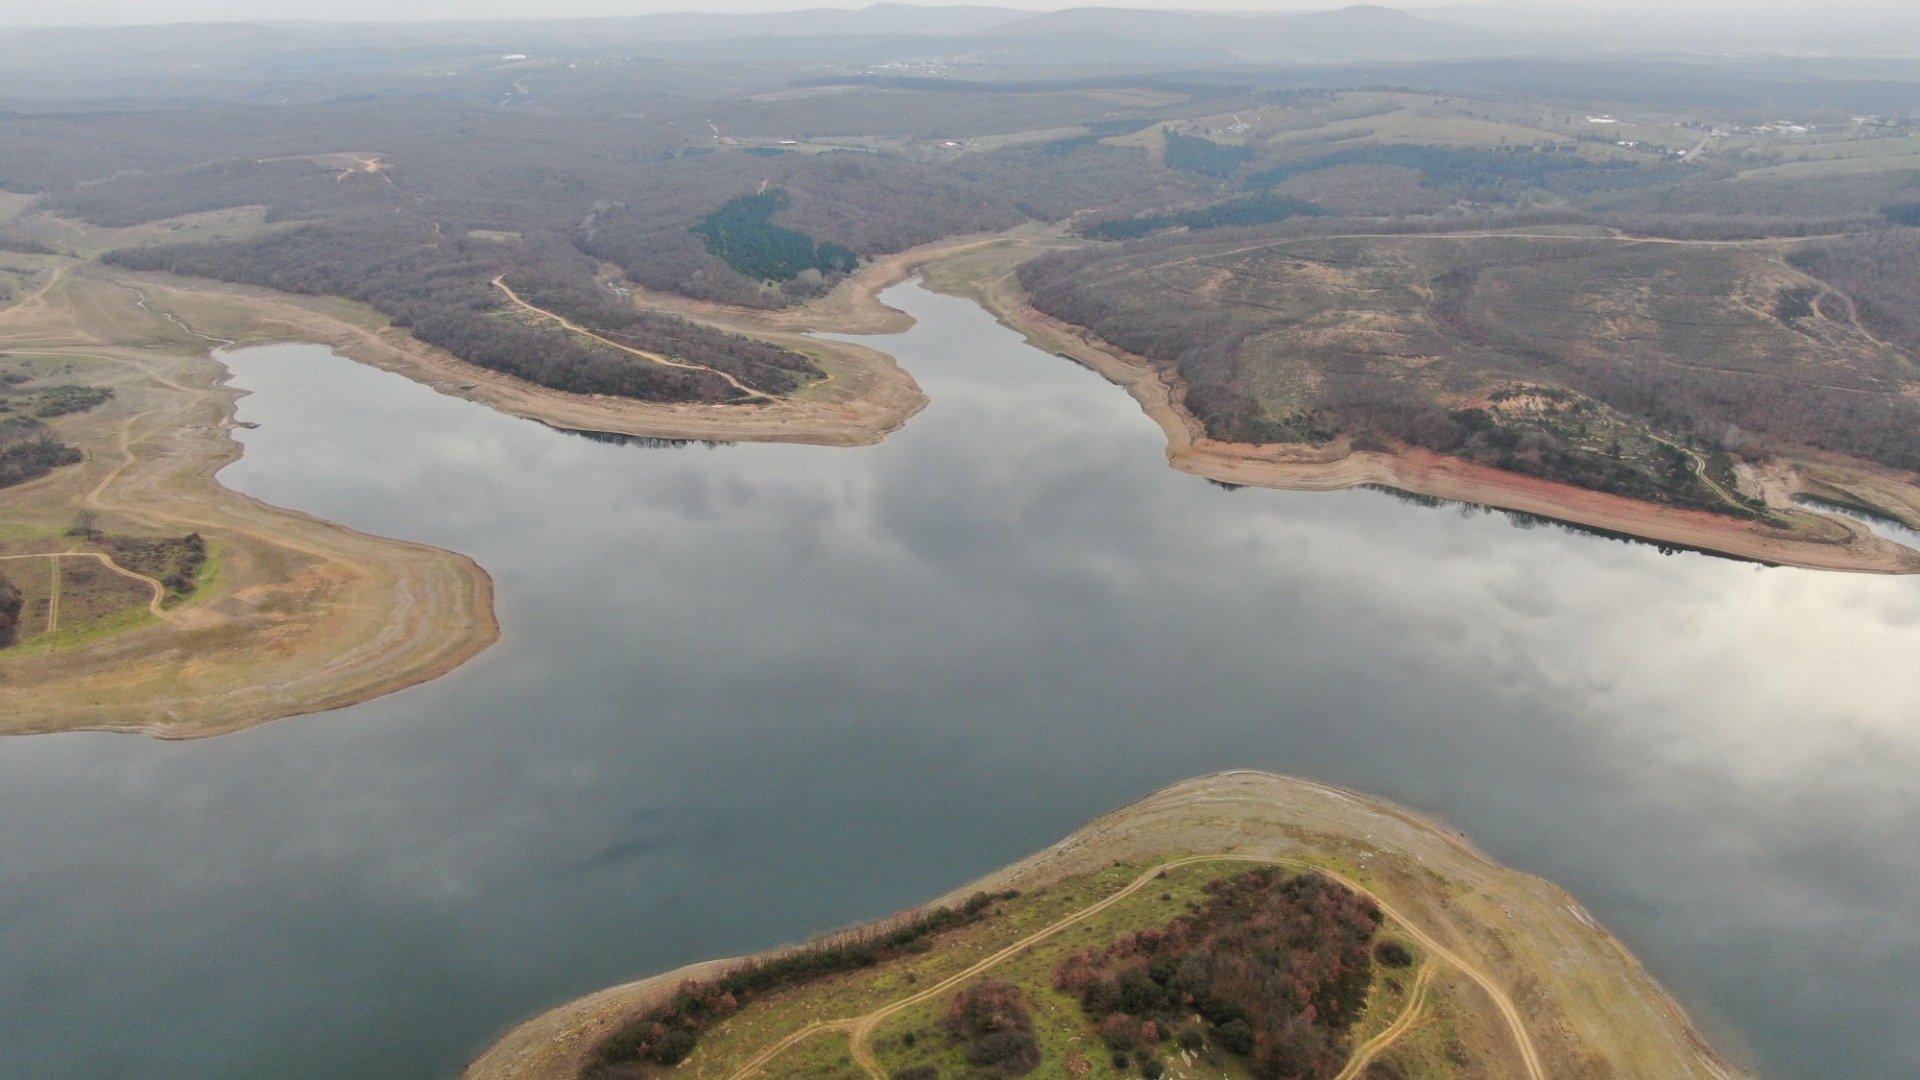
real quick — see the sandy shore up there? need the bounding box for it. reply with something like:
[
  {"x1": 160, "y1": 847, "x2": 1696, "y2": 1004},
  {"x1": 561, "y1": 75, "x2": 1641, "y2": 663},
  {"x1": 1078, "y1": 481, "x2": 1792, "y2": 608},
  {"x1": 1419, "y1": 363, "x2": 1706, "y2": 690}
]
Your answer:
[
  {"x1": 0, "y1": 268, "x2": 498, "y2": 738},
  {"x1": 0, "y1": 225, "x2": 1015, "y2": 734},
  {"x1": 463, "y1": 771, "x2": 1747, "y2": 1080},
  {"x1": 923, "y1": 238, "x2": 1920, "y2": 576}
]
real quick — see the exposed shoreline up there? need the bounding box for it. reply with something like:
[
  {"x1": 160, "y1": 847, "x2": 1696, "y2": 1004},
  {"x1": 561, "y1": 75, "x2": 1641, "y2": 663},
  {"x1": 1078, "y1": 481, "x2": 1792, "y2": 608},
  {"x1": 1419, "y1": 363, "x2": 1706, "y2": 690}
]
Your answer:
[
  {"x1": 110, "y1": 269, "x2": 930, "y2": 449},
  {"x1": 0, "y1": 226, "x2": 985, "y2": 735},
  {"x1": 98, "y1": 232, "x2": 1031, "y2": 454},
  {"x1": 463, "y1": 771, "x2": 1748, "y2": 1080},
  {"x1": 918, "y1": 237, "x2": 1920, "y2": 576},
  {"x1": 0, "y1": 263, "x2": 499, "y2": 738},
  {"x1": 20, "y1": 216, "x2": 1914, "y2": 735},
  {"x1": 130, "y1": 225, "x2": 1915, "y2": 579}
]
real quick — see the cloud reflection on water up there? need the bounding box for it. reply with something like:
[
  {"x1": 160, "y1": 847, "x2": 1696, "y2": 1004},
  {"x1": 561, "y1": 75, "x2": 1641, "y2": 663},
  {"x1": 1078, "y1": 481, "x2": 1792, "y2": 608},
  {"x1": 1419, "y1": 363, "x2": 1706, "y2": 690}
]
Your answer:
[{"x1": 0, "y1": 282, "x2": 1915, "y2": 1079}]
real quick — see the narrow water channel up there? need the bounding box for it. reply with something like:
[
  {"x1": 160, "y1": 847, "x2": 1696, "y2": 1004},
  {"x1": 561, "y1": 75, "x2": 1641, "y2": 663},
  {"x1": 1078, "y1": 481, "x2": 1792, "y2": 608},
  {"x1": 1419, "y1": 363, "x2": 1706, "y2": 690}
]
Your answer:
[{"x1": 3, "y1": 281, "x2": 1918, "y2": 1079}]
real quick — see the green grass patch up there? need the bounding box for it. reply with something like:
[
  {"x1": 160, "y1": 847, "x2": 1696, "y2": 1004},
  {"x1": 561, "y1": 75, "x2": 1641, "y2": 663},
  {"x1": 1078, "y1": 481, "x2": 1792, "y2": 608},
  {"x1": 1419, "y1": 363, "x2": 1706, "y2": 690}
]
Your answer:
[
  {"x1": 1163, "y1": 129, "x2": 1253, "y2": 178},
  {"x1": 692, "y1": 190, "x2": 857, "y2": 283},
  {"x1": 10, "y1": 595, "x2": 153, "y2": 654}
]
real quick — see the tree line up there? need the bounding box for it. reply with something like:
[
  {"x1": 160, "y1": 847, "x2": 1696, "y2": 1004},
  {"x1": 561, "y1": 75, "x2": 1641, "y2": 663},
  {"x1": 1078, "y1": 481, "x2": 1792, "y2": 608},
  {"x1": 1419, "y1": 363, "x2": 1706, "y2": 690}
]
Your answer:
[
  {"x1": 0, "y1": 571, "x2": 21, "y2": 648},
  {"x1": 585, "y1": 891, "x2": 1015, "y2": 1079},
  {"x1": 1082, "y1": 193, "x2": 1325, "y2": 240}
]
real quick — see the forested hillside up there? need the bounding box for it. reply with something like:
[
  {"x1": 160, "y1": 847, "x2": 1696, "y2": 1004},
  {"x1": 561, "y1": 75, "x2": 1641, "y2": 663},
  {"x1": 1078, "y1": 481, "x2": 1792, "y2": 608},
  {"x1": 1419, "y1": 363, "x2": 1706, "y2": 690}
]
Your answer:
[
  {"x1": 1021, "y1": 224, "x2": 1920, "y2": 511},
  {"x1": 107, "y1": 222, "x2": 749, "y2": 402},
  {"x1": 11, "y1": 80, "x2": 1190, "y2": 399},
  {"x1": 5, "y1": 32, "x2": 1919, "y2": 442},
  {"x1": 0, "y1": 571, "x2": 21, "y2": 649}
]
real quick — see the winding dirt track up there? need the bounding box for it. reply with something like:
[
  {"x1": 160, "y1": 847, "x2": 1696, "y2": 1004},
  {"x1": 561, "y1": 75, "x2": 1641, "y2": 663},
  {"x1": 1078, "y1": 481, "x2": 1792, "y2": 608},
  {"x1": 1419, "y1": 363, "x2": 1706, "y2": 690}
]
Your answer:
[
  {"x1": 0, "y1": 551, "x2": 171, "y2": 621},
  {"x1": 723, "y1": 855, "x2": 1543, "y2": 1080},
  {"x1": 45, "y1": 553, "x2": 58, "y2": 631},
  {"x1": 490, "y1": 276, "x2": 774, "y2": 400},
  {"x1": 1335, "y1": 961, "x2": 1437, "y2": 1080},
  {"x1": 464, "y1": 772, "x2": 1742, "y2": 1080},
  {"x1": 0, "y1": 265, "x2": 499, "y2": 738}
]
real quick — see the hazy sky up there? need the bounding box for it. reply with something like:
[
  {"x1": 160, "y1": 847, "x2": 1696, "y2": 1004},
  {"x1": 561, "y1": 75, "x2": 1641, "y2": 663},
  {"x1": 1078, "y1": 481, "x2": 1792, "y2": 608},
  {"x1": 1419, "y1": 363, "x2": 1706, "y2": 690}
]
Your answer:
[{"x1": 5, "y1": 0, "x2": 1918, "y2": 27}]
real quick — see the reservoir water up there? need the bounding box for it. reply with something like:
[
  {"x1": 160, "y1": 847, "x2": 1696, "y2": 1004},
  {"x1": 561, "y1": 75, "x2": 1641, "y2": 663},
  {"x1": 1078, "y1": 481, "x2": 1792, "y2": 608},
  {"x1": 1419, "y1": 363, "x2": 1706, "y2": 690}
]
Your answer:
[{"x1": 4, "y1": 281, "x2": 1920, "y2": 1079}]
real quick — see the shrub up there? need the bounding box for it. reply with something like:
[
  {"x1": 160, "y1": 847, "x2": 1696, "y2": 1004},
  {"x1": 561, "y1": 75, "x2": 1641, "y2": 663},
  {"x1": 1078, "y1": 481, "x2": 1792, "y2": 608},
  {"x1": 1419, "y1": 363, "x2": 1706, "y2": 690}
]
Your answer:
[
  {"x1": 944, "y1": 980, "x2": 1041, "y2": 1076},
  {"x1": 1374, "y1": 940, "x2": 1415, "y2": 969},
  {"x1": 649, "y1": 1029, "x2": 696, "y2": 1066},
  {"x1": 1099, "y1": 1014, "x2": 1142, "y2": 1051},
  {"x1": 0, "y1": 571, "x2": 20, "y2": 649},
  {"x1": 968, "y1": 1030, "x2": 1042, "y2": 1073},
  {"x1": 589, "y1": 894, "x2": 1009, "y2": 1075},
  {"x1": 1057, "y1": 868, "x2": 1380, "y2": 1079},
  {"x1": 0, "y1": 422, "x2": 83, "y2": 489},
  {"x1": 1214, "y1": 1018, "x2": 1255, "y2": 1056}
]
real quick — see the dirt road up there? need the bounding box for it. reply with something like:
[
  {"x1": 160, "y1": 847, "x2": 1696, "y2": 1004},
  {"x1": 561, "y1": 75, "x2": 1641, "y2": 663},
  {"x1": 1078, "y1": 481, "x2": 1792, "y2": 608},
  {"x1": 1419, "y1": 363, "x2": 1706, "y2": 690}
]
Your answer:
[
  {"x1": 719, "y1": 852, "x2": 1544, "y2": 1080},
  {"x1": 490, "y1": 276, "x2": 774, "y2": 400},
  {"x1": 1336, "y1": 962, "x2": 1437, "y2": 1080}
]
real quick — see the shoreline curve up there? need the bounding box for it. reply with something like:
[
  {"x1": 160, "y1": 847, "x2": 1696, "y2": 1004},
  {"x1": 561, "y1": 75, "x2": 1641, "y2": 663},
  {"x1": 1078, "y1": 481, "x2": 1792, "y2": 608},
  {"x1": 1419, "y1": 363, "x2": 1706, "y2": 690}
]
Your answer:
[
  {"x1": 462, "y1": 770, "x2": 1749, "y2": 1080},
  {"x1": 0, "y1": 268, "x2": 500, "y2": 739}
]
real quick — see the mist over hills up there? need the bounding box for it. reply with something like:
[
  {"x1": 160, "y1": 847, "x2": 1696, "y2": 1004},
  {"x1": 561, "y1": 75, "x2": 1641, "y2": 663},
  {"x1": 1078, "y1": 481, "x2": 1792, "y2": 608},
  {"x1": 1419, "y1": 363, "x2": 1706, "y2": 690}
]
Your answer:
[
  {"x1": 0, "y1": 3, "x2": 1915, "y2": 104},
  {"x1": 976, "y1": 4, "x2": 1517, "y2": 61}
]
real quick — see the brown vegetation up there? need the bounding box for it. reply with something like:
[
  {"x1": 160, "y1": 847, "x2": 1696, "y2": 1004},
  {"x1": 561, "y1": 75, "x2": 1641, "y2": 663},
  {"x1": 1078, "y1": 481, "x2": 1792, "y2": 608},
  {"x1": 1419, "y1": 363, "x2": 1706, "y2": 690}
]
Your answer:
[
  {"x1": 582, "y1": 892, "x2": 1008, "y2": 1079},
  {"x1": 0, "y1": 569, "x2": 22, "y2": 647},
  {"x1": 1057, "y1": 868, "x2": 1381, "y2": 1080},
  {"x1": 939, "y1": 980, "x2": 1041, "y2": 1077},
  {"x1": 1020, "y1": 231, "x2": 1920, "y2": 496},
  {"x1": 928, "y1": 236, "x2": 1920, "y2": 573}
]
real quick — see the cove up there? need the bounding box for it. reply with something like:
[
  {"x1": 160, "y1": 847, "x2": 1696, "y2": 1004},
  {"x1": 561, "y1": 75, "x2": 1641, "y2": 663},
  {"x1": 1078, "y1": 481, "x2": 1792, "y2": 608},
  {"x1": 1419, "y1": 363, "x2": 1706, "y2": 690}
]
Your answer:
[{"x1": 3, "y1": 280, "x2": 1920, "y2": 1079}]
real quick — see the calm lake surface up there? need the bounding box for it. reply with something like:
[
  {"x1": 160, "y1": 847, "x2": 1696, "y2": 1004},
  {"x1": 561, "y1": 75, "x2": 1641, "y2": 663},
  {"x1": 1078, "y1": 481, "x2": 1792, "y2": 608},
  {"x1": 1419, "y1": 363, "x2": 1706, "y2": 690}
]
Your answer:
[{"x1": 5, "y1": 281, "x2": 1920, "y2": 1079}]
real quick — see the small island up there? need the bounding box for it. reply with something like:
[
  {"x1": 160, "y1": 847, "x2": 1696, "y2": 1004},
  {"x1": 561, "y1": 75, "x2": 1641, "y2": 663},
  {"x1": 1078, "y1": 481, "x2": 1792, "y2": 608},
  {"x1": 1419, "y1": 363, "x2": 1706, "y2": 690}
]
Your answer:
[{"x1": 466, "y1": 772, "x2": 1744, "y2": 1080}]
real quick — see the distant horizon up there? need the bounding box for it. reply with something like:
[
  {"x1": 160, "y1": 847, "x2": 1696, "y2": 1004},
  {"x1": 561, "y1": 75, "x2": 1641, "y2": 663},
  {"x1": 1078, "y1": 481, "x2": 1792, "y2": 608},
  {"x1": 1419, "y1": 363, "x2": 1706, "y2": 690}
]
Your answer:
[{"x1": 5, "y1": 0, "x2": 1920, "y2": 30}]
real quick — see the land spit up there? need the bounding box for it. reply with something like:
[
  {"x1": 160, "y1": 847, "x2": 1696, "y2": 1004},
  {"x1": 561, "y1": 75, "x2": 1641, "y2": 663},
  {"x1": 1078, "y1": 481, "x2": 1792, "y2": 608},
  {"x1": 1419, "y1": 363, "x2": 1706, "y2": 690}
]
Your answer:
[{"x1": 464, "y1": 771, "x2": 1747, "y2": 1080}]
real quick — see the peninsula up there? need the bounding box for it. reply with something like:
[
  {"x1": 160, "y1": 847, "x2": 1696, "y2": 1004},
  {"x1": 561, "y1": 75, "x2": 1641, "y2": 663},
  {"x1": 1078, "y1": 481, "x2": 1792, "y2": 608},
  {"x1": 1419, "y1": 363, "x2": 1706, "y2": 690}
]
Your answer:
[{"x1": 466, "y1": 772, "x2": 1746, "y2": 1080}]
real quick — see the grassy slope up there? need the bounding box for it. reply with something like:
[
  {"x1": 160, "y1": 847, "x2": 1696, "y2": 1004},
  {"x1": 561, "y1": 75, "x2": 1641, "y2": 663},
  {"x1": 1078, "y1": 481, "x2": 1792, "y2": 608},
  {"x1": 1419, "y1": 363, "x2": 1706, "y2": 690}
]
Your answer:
[{"x1": 465, "y1": 772, "x2": 1746, "y2": 1080}]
